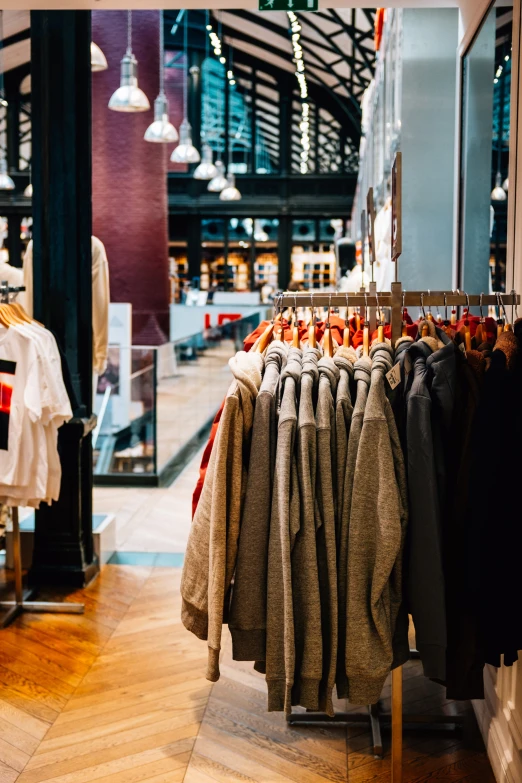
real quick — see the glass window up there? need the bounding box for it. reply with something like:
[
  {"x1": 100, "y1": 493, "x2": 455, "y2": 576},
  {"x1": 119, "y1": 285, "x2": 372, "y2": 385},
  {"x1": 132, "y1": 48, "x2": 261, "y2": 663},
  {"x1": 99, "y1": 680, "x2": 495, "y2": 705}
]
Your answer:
[
  {"x1": 292, "y1": 219, "x2": 316, "y2": 242},
  {"x1": 460, "y1": 1, "x2": 513, "y2": 293}
]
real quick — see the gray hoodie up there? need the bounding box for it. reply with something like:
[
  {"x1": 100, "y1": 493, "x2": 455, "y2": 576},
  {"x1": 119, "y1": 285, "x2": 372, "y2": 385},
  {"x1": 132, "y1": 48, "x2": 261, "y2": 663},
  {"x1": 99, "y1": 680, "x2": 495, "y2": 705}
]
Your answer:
[
  {"x1": 345, "y1": 342, "x2": 408, "y2": 704},
  {"x1": 333, "y1": 347, "x2": 356, "y2": 533},
  {"x1": 337, "y1": 354, "x2": 372, "y2": 698},
  {"x1": 265, "y1": 346, "x2": 302, "y2": 713},
  {"x1": 292, "y1": 345, "x2": 323, "y2": 711},
  {"x1": 229, "y1": 340, "x2": 288, "y2": 663},
  {"x1": 315, "y1": 356, "x2": 340, "y2": 717}
]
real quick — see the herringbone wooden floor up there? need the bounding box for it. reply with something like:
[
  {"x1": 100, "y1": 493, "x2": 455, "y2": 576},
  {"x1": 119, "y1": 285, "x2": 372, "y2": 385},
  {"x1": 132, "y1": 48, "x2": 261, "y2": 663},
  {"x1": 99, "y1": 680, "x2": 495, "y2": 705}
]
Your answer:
[{"x1": 0, "y1": 566, "x2": 495, "y2": 783}]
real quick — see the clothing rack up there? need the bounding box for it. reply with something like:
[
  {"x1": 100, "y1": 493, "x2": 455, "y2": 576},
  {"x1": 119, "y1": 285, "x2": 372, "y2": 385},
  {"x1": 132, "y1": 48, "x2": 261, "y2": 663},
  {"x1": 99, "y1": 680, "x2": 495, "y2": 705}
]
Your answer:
[
  {"x1": 275, "y1": 151, "x2": 520, "y2": 781},
  {"x1": 0, "y1": 284, "x2": 85, "y2": 628},
  {"x1": 280, "y1": 284, "x2": 521, "y2": 778}
]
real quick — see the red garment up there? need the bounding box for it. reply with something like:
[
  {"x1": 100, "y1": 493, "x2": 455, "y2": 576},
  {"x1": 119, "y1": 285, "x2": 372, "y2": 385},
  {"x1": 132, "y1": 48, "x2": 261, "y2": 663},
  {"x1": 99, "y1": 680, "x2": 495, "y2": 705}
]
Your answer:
[
  {"x1": 374, "y1": 8, "x2": 385, "y2": 51},
  {"x1": 192, "y1": 402, "x2": 224, "y2": 518},
  {"x1": 455, "y1": 313, "x2": 497, "y2": 343}
]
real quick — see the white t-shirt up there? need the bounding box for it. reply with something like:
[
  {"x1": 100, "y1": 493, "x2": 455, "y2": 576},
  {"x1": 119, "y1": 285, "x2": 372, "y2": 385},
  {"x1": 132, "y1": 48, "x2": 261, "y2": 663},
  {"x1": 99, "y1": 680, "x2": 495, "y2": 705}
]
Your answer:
[
  {"x1": 0, "y1": 324, "x2": 72, "y2": 506},
  {"x1": 0, "y1": 327, "x2": 43, "y2": 489}
]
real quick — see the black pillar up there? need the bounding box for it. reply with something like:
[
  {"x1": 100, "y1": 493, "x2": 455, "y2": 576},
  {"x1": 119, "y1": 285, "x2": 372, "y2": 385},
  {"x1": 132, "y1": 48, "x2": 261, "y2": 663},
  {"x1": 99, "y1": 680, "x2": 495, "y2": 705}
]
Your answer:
[
  {"x1": 187, "y1": 214, "x2": 201, "y2": 281},
  {"x1": 30, "y1": 11, "x2": 97, "y2": 587},
  {"x1": 279, "y1": 76, "x2": 293, "y2": 176},
  {"x1": 278, "y1": 215, "x2": 291, "y2": 290},
  {"x1": 6, "y1": 215, "x2": 22, "y2": 268},
  {"x1": 250, "y1": 70, "x2": 257, "y2": 174},
  {"x1": 224, "y1": 63, "x2": 230, "y2": 173}
]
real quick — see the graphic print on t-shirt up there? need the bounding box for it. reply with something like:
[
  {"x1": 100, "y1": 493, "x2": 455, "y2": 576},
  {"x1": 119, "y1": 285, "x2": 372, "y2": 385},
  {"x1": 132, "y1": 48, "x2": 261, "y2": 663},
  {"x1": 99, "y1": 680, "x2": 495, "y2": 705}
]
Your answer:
[{"x1": 0, "y1": 359, "x2": 16, "y2": 450}]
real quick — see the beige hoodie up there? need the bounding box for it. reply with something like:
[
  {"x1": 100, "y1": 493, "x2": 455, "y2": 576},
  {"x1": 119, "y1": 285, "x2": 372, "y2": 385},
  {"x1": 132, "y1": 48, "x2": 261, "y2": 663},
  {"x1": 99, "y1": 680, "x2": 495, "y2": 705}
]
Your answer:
[{"x1": 181, "y1": 349, "x2": 264, "y2": 682}]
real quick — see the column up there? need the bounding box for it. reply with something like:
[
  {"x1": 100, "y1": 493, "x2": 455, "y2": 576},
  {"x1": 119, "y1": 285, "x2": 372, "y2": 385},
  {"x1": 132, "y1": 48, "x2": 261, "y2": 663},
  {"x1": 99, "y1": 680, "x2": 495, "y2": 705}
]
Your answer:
[
  {"x1": 30, "y1": 10, "x2": 97, "y2": 587},
  {"x1": 91, "y1": 10, "x2": 170, "y2": 341}
]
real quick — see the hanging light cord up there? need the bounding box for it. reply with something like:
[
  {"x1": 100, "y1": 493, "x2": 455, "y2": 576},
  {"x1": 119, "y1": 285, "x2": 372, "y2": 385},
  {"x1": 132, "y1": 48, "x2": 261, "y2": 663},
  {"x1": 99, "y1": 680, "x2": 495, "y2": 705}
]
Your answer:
[
  {"x1": 159, "y1": 10, "x2": 165, "y2": 95},
  {"x1": 127, "y1": 9, "x2": 132, "y2": 55},
  {"x1": 183, "y1": 10, "x2": 188, "y2": 119}
]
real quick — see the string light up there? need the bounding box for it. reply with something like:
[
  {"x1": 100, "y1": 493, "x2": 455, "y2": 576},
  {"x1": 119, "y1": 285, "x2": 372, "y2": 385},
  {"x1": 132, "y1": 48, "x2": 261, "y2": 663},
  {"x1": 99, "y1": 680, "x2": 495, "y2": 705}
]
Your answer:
[
  {"x1": 288, "y1": 11, "x2": 309, "y2": 173},
  {"x1": 206, "y1": 20, "x2": 236, "y2": 85}
]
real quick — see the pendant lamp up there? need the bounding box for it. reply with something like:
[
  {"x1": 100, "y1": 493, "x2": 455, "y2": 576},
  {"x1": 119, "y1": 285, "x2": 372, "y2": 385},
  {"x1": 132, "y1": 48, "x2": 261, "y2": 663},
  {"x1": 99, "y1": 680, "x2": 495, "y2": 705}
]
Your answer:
[
  {"x1": 0, "y1": 159, "x2": 14, "y2": 191},
  {"x1": 24, "y1": 182, "x2": 33, "y2": 198},
  {"x1": 109, "y1": 11, "x2": 150, "y2": 113},
  {"x1": 194, "y1": 144, "x2": 217, "y2": 180},
  {"x1": 170, "y1": 11, "x2": 200, "y2": 164},
  {"x1": 491, "y1": 171, "x2": 507, "y2": 201},
  {"x1": 219, "y1": 173, "x2": 242, "y2": 201},
  {"x1": 502, "y1": 177, "x2": 509, "y2": 191},
  {"x1": 208, "y1": 160, "x2": 227, "y2": 192},
  {"x1": 144, "y1": 11, "x2": 178, "y2": 143},
  {"x1": 91, "y1": 42, "x2": 108, "y2": 72}
]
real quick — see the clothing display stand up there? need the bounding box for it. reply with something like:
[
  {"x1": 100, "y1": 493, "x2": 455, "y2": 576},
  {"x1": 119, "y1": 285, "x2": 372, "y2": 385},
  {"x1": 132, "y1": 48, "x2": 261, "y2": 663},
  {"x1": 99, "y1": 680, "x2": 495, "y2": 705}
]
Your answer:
[
  {"x1": 0, "y1": 283, "x2": 85, "y2": 628},
  {"x1": 279, "y1": 153, "x2": 521, "y2": 783},
  {"x1": 0, "y1": 508, "x2": 85, "y2": 628}
]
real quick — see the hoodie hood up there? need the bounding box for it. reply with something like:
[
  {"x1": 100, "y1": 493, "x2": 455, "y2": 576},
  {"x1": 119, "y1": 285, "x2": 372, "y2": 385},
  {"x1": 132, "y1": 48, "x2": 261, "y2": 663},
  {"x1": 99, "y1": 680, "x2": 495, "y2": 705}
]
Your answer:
[{"x1": 318, "y1": 355, "x2": 340, "y2": 393}]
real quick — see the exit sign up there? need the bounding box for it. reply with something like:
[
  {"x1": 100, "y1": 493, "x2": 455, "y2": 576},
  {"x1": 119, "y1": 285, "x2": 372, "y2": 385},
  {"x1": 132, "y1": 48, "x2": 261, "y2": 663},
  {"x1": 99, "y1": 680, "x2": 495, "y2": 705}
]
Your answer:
[{"x1": 259, "y1": 0, "x2": 318, "y2": 10}]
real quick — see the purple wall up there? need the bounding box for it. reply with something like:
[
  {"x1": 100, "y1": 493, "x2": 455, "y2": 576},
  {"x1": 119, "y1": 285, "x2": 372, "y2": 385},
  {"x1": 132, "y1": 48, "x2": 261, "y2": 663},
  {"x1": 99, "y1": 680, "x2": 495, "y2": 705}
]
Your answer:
[{"x1": 92, "y1": 10, "x2": 172, "y2": 342}]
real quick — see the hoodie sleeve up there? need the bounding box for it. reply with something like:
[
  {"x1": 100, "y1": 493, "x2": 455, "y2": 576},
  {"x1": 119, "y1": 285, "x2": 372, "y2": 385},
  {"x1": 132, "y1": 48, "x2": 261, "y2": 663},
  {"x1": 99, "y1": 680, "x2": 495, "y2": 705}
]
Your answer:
[{"x1": 181, "y1": 391, "x2": 242, "y2": 682}]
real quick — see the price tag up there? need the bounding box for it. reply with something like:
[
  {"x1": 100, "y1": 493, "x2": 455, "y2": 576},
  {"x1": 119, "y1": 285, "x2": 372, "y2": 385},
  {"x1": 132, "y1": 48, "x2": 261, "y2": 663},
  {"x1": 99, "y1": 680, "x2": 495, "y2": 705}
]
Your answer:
[{"x1": 386, "y1": 362, "x2": 401, "y2": 390}]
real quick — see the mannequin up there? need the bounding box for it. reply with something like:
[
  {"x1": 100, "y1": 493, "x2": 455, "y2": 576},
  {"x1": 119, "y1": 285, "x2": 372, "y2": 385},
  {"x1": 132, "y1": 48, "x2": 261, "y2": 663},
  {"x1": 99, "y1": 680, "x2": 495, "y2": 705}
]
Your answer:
[{"x1": 23, "y1": 236, "x2": 110, "y2": 376}]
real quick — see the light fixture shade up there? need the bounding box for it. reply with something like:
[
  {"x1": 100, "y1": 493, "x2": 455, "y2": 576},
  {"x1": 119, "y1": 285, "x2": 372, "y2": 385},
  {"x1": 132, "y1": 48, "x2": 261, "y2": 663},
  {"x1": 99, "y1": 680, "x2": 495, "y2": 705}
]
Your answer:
[
  {"x1": 491, "y1": 171, "x2": 507, "y2": 201},
  {"x1": 219, "y1": 174, "x2": 242, "y2": 202},
  {"x1": 193, "y1": 145, "x2": 217, "y2": 180},
  {"x1": 207, "y1": 160, "x2": 228, "y2": 192},
  {"x1": 91, "y1": 42, "x2": 108, "y2": 72},
  {"x1": 108, "y1": 51, "x2": 150, "y2": 112},
  {"x1": 503, "y1": 176, "x2": 509, "y2": 191},
  {"x1": 144, "y1": 93, "x2": 178, "y2": 142},
  {"x1": 0, "y1": 159, "x2": 15, "y2": 191},
  {"x1": 170, "y1": 118, "x2": 200, "y2": 163},
  {"x1": 24, "y1": 182, "x2": 33, "y2": 198}
]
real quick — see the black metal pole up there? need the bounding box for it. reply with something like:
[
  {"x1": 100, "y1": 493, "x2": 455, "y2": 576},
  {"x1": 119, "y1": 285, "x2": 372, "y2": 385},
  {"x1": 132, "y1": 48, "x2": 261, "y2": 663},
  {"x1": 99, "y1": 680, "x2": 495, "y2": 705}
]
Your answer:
[
  {"x1": 224, "y1": 60, "x2": 230, "y2": 174},
  {"x1": 6, "y1": 215, "x2": 22, "y2": 267},
  {"x1": 30, "y1": 10, "x2": 97, "y2": 588},
  {"x1": 250, "y1": 70, "x2": 257, "y2": 174},
  {"x1": 188, "y1": 44, "x2": 202, "y2": 169},
  {"x1": 278, "y1": 215, "x2": 291, "y2": 290}
]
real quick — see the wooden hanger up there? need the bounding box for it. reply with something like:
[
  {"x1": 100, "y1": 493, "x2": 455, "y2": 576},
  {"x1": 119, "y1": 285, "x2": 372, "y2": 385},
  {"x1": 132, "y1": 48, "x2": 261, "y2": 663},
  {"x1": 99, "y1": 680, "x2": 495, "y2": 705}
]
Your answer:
[
  {"x1": 420, "y1": 293, "x2": 429, "y2": 337},
  {"x1": 463, "y1": 293, "x2": 472, "y2": 351},
  {"x1": 343, "y1": 294, "x2": 350, "y2": 347},
  {"x1": 322, "y1": 297, "x2": 335, "y2": 357},
  {"x1": 363, "y1": 293, "x2": 369, "y2": 357},
  {"x1": 308, "y1": 296, "x2": 317, "y2": 347},
  {"x1": 256, "y1": 299, "x2": 282, "y2": 352},
  {"x1": 10, "y1": 302, "x2": 33, "y2": 324},
  {"x1": 292, "y1": 298, "x2": 300, "y2": 347}
]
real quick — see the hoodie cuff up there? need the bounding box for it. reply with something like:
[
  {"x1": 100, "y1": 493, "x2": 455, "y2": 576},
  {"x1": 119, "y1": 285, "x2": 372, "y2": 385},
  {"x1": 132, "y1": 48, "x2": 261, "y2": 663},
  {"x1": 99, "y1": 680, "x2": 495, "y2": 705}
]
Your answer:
[
  {"x1": 230, "y1": 628, "x2": 266, "y2": 662},
  {"x1": 266, "y1": 679, "x2": 292, "y2": 713},
  {"x1": 206, "y1": 646, "x2": 221, "y2": 682},
  {"x1": 347, "y1": 674, "x2": 387, "y2": 706}
]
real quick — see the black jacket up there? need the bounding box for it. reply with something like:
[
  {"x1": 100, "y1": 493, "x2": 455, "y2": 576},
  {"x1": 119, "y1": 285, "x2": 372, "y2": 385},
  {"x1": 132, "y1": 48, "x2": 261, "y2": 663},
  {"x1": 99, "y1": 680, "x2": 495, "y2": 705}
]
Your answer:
[{"x1": 401, "y1": 331, "x2": 456, "y2": 682}]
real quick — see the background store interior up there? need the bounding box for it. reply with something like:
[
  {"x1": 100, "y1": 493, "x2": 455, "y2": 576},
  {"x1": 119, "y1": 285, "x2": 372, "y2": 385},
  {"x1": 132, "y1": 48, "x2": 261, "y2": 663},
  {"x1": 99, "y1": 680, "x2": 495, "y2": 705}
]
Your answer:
[{"x1": 0, "y1": 3, "x2": 512, "y2": 558}]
